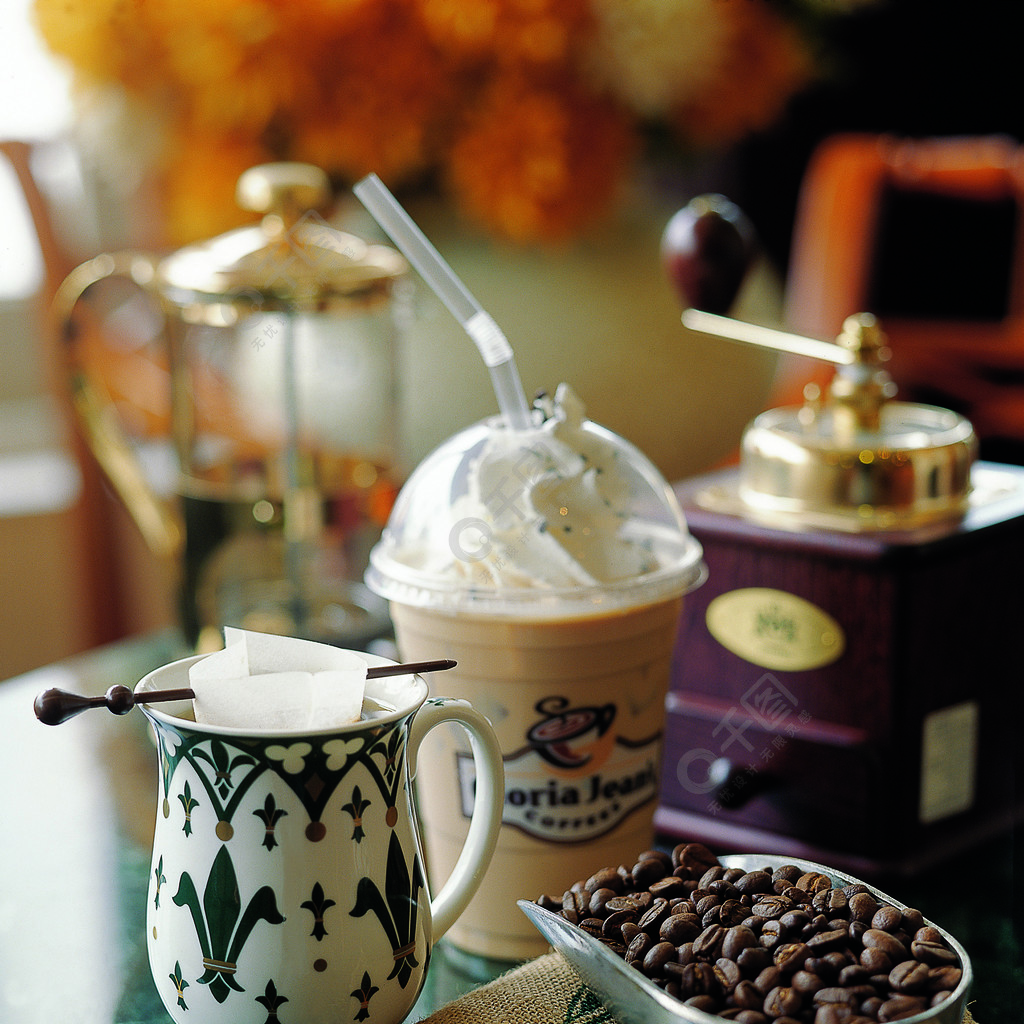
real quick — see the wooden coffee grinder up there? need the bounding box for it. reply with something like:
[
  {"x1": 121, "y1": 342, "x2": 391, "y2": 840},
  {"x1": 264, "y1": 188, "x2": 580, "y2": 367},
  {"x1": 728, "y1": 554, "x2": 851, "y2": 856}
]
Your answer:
[{"x1": 656, "y1": 307, "x2": 1024, "y2": 877}]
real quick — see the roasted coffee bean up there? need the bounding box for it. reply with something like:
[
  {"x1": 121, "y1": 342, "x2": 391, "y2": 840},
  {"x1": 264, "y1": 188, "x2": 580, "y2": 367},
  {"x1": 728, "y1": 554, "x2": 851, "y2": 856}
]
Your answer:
[
  {"x1": 676, "y1": 961, "x2": 719, "y2": 998},
  {"x1": 877, "y1": 994, "x2": 927, "y2": 1021},
  {"x1": 847, "y1": 920, "x2": 868, "y2": 946},
  {"x1": 862, "y1": 928, "x2": 908, "y2": 961},
  {"x1": 734, "y1": 1010, "x2": 769, "y2": 1024},
  {"x1": 738, "y1": 945, "x2": 773, "y2": 977},
  {"x1": 586, "y1": 867, "x2": 624, "y2": 894},
  {"x1": 703, "y1": 905, "x2": 724, "y2": 927},
  {"x1": 764, "y1": 985, "x2": 803, "y2": 1018},
  {"x1": 561, "y1": 889, "x2": 585, "y2": 915},
  {"x1": 633, "y1": 890, "x2": 654, "y2": 910},
  {"x1": 797, "y1": 871, "x2": 833, "y2": 894},
  {"x1": 812, "y1": 1008, "x2": 855, "y2": 1024},
  {"x1": 643, "y1": 940, "x2": 677, "y2": 976},
  {"x1": 536, "y1": 893, "x2": 561, "y2": 912},
  {"x1": 718, "y1": 899, "x2": 749, "y2": 928},
  {"x1": 773, "y1": 864, "x2": 803, "y2": 885},
  {"x1": 619, "y1": 921, "x2": 641, "y2": 945},
  {"x1": 806, "y1": 928, "x2": 848, "y2": 954},
  {"x1": 752, "y1": 894, "x2": 793, "y2": 919},
  {"x1": 604, "y1": 895, "x2": 641, "y2": 914},
  {"x1": 859, "y1": 946, "x2": 892, "y2": 974},
  {"x1": 780, "y1": 885, "x2": 809, "y2": 904},
  {"x1": 930, "y1": 991, "x2": 953, "y2": 1007},
  {"x1": 792, "y1": 969, "x2": 826, "y2": 994},
  {"x1": 914, "y1": 925, "x2": 944, "y2": 945},
  {"x1": 901, "y1": 908, "x2": 925, "y2": 933},
  {"x1": 637, "y1": 897, "x2": 671, "y2": 933},
  {"x1": 578, "y1": 918, "x2": 604, "y2": 938},
  {"x1": 660, "y1": 912, "x2": 701, "y2": 945},
  {"x1": 709, "y1": 879, "x2": 741, "y2": 901},
  {"x1": 779, "y1": 909, "x2": 810, "y2": 933},
  {"x1": 804, "y1": 956, "x2": 838, "y2": 984},
  {"x1": 714, "y1": 956, "x2": 742, "y2": 992},
  {"x1": 632, "y1": 857, "x2": 668, "y2": 889},
  {"x1": 812, "y1": 887, "x2": 847, "y2": 916},
  {"x1": 700, "y1": 865, "x2": 728, "y2": 888},
  {"x1": 588, "y1": 887, "x2": 618, "y2": 917},
  {"x1": 927, "y1": 966, "x2": 962, "y2": 992},
  {"x1": 754, "y1": 965, "x2": 782, "y2": 995},
  {"x1": 837, "y1": 964, "x2": 870, "y2": 987},
  {"x1": 805, "y1": 912, "x2": 830, "y2": 935},
  {"x1": 673, "y1": 841, "x2": 720, "y2": 873},
  {"x1": 694, "y1": 924, "x2": 726, "y2": 959},
  {"x1": 888, "y1": 960, "x2": 930, "y2": 994},
  {"x1": 637, "y1": 848, "x2": 673, "y2": 870},
  {"x1": 910, "y1": 939, "x2": 959, "y2": 966},
  {"x1": 695, "y1": 893, "x2": 721, "y2": 917},
  {"x1": 847, "y1": 892, "x2": 878, "y2": 923},
  {"x1": 759, "y1": 919, "x2": 786, "y2": 951},
  {"x1": 860, "y1": 995, "x2": 884, "y2": 1018},
  {"x1": 649, "y1": 875, "x2": 687, "y2": 900},
  {"x1": 721, "y1": 925, "x2": 758, "y2": 961},
  {"x1": 684, "y1": 994, "x2": 718, "y2": 1013},
  {"x1": 625, "y1": 931, "x2": 651, "y2": 964},
  {"x1": 871, "y1": 905, "x2": 903, "y2": 933},
  {"x1": 733, "y1": 979, "x2": 763, "y2": 1009},
  {"x1": 602, "y1": 909, "x2": 635, "y2": 940},
  {"x1": 733, "y1": 870, "x2": 773, "y2": 896},
  {"x1": 812, "y1": 986, "x2": 857, "y2": 1008},
  {"x1": 773, "y1": 941, "x2": 811, "y2": 974}
]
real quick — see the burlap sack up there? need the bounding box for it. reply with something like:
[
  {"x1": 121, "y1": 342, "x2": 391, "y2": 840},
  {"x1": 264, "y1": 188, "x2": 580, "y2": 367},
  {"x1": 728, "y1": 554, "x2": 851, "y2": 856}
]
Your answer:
[{"x1": 421, "y1": 952, "x2": 977, "y2": 1024}]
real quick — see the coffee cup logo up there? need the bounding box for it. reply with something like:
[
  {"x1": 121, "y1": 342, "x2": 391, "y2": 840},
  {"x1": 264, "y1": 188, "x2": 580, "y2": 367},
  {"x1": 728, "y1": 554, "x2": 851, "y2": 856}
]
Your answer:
[{"x1": 525, "y1": 696, "x2": 616, "y2": 772}]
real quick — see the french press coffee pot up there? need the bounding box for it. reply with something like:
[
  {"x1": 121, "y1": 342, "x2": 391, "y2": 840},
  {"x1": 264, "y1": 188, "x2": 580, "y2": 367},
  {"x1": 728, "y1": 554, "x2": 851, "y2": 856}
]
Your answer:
[{"x1": 55, "y1": 162, "x2": 408, "y2": 649}]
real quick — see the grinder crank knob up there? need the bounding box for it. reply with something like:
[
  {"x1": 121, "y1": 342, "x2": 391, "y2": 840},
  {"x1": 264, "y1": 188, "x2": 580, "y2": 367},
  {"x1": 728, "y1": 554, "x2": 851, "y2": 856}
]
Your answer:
[{"x1": 661, "y1": 194, "x2": 758, "y2": 315}]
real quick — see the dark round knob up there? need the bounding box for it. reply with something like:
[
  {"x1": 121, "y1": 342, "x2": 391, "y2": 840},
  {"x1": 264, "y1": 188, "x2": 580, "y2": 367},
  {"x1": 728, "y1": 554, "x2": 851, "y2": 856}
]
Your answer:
[
  {"x1": 661, "y1": 194, "x2": 757, "y2": 315},
  {"x1": 105, "y1": 685, "x2": 136, "y2": 716},
  {"x1": 33, "y1": 688, "x2": 99, "y2": 726}
]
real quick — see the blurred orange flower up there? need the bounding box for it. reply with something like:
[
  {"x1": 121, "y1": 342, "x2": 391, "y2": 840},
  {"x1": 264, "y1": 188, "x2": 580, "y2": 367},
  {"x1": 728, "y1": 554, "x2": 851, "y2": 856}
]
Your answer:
[{"x1": 33, "y1": 0, "x2": 863, "y2": 245}]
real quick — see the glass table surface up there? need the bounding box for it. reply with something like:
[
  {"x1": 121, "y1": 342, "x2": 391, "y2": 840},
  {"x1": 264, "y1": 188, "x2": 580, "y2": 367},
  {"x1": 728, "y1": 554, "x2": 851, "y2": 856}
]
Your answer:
[{"x1": 0, "y1": 632, "x2": 1019, "y2": 1022}]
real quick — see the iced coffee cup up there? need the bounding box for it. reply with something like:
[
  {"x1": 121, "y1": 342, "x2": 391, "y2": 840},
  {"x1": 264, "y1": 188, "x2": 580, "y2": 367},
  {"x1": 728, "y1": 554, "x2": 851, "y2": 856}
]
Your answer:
[{"x1": 366, "y1": 385, "x2": 705, "y2": 960}]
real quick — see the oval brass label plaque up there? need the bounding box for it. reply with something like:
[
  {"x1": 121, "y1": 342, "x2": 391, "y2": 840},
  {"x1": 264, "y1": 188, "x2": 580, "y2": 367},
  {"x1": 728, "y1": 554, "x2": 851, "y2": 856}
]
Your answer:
[{"x1": 705, "y1": 588, "x2": 845, "y2": 671}]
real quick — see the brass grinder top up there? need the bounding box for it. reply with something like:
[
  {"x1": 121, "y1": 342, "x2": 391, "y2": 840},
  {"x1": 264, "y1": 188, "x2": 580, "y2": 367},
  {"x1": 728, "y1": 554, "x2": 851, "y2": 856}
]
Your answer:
[{"x1": 683, "y1": 310, "x2": 977, "y2": 532}]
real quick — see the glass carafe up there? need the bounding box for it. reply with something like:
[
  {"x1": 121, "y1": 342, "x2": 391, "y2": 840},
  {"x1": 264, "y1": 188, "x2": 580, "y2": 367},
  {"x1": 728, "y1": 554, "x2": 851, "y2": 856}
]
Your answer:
[{"x1": 55, "y1": 163, "x2": 409, "y2": 649}]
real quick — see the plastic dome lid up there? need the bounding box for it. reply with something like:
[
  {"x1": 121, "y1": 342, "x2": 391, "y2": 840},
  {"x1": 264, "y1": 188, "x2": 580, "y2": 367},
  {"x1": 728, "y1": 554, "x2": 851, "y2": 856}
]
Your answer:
[{"x1": 366, "y1": 387, "x2": 705, "y2": 616}]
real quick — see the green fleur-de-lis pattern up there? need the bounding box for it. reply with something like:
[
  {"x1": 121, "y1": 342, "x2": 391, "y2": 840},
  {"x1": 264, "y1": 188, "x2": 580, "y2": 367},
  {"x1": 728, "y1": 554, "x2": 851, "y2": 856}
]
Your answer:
[
  {"x1": 148, "y1": 701, "x2": 433, "y2": 1022},
  {"x1": 173, "y1": 844, "x2": 285, "y2": 1004},
  {"x1": 177, "y1": 781, "x2": 199, "y2": 837},
  {"x1": 253, "y1": 793, "x2": 288, "y2": 851},
  {"x1": 255, "y1": 979, "x2": 288, "y2": 1023},
  {"x1": 352, "y1": 970, "x2": 379, "y2": 1022},
  {"x1": 301, "y1": 882, "x2": 337, "y2": 941}
]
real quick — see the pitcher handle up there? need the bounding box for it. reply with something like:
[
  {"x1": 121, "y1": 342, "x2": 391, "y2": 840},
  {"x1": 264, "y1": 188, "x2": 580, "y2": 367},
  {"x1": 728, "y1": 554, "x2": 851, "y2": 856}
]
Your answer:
[
  {"x1": 53, "y1": 251, "x2": 183, "y2": 560},
  {"x1": 407, "y1": 697, "x2": 504, "y2": 941}
]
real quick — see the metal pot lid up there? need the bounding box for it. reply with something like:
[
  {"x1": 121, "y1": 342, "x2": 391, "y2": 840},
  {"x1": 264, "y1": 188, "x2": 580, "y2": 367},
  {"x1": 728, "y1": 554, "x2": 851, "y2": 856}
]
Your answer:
[
  {"x1": 684, "y1": 310, "x2": 978, "y2": 531},
  {"x1": 155, "y1": 163, "x2": 407, "y2": 322}
]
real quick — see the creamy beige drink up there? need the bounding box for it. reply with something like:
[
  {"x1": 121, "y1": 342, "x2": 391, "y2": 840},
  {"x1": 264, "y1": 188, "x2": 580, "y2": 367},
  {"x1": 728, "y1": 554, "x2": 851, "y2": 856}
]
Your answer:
[{"x1": 367, "y1": 386, "x2": 705, "y2": 960}]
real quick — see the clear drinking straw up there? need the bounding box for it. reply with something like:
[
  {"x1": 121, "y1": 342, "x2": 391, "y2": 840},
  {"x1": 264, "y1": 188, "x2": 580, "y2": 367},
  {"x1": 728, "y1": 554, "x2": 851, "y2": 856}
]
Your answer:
[{"x1": 353, "y1": 174, "x2": 533, "y2": 431}]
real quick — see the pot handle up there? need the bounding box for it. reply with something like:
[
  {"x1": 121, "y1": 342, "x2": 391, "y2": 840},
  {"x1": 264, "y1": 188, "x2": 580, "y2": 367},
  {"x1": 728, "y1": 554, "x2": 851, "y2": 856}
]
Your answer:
[
  {"x1": 53, "y1": 251, "x2": 183, "y2": 560},
  {"x1": 407, "y1": 697, "x2": 504, "y2": 941}
]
